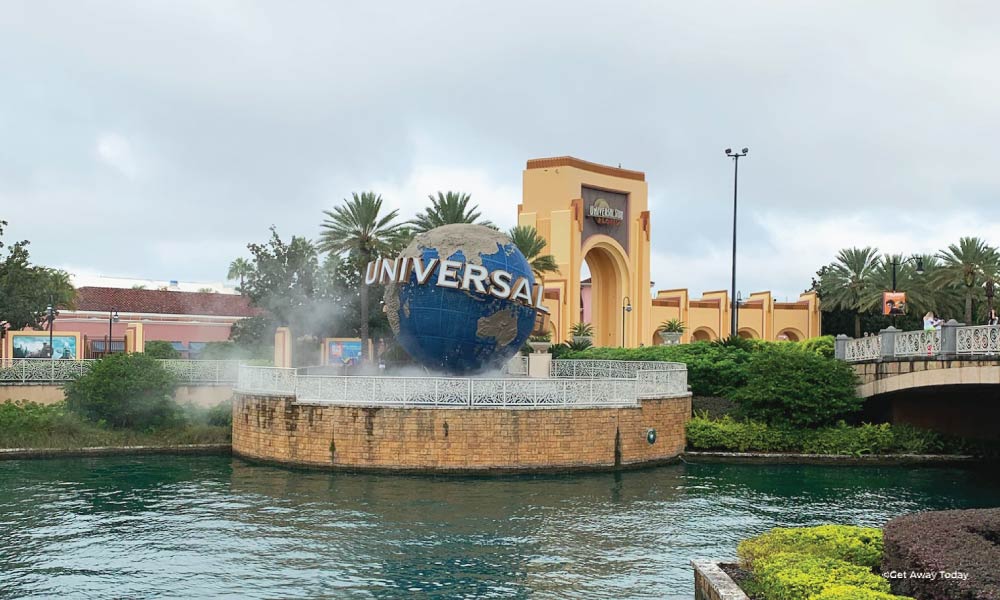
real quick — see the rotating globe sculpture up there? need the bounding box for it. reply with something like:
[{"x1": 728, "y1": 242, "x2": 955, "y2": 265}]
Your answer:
[{"x1": 383, "y1": 224, "x2": 538, "y2": 374}]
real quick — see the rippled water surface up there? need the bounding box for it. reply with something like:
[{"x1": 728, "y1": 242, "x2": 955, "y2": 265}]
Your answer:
[{"x1": 1, "y1": 456, "x2": 998, "y2": 599}]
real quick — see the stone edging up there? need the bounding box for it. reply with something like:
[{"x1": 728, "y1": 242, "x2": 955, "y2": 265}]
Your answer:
[
  {"x1": 0, "y1": 444, "x2": 232, "y2": 460},
  {"x1": 682, "y1": 451, "x2": 977, "y2": 465},
  {"x1": 691, "y1": 560, "x2": 748, "y2": 600}
]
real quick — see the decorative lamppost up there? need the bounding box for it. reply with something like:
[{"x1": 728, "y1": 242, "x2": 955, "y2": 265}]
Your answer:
[
  {"x1": 622, "y1": 296, "x2": 632, "y2": 348},
  {"x1": 46, "y1": 297, "x2": 56, "y2": 359},
  {"x1": 725, "y1": 147, "x2": 748, "y2": 338},
  {"x1": 108, "y1": 309, "x2": 120, "y2": 356}
]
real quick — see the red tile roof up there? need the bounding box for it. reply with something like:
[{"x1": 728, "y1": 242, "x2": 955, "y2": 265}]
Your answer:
[{"x1": 72, "y1": 287, "x2": 260, "y2": 318}]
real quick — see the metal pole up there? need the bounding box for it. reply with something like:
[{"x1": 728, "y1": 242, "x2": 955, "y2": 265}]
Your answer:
[
  {"x1": 730, "y1": 156, "x2": 739, "y2": 338},
  {"x1": 108, "y1": 311, "x2": 112, "y2": 356}
]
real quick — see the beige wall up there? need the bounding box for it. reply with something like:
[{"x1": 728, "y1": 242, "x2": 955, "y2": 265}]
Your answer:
[{"x1": 233, "y1": 393, "x2": 691, "y2": 472}]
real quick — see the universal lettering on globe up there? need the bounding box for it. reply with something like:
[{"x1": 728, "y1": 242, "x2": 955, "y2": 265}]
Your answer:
[
  {"x1": 364, "y1": 256, "x2": 549, "y2": 313},
  {"x1": 371, "y1": 224, "x2": 547, "y2": 374}
]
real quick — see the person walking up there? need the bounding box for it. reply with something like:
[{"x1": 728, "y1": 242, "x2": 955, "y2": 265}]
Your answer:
[
  {"x1": 988, "y1": 308, "x2": 999, "y2": 326},
  {"x1": 923, "y1": 311, "x2": 943, "y2": 330}
]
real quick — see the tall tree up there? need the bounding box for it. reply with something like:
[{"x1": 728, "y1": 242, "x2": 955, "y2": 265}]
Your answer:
[
  {"x1": 227, "y1": 257, "x2": 253, "y2": 292},
  {"x1": 318, "y1": 192, "x2": 404, "y2": 360},
  {"x1": 818, "y1": 247, "x2": 880, "y2": 338},
  {"x1": 508, "y1": 225, "x2": 560, "y2": 281},
  {"x1": 932, "y1": 236, "x2": 1000, "y2": 324},
  {"x1": 409, "y1": 191, "x2": 494, "y2": 233},
  {"x1": 242, "y1": 227, "x2": 320, "y2": 333},
  {"x1": 0, "y1": 219, "x2": 76, "y2": 331}
]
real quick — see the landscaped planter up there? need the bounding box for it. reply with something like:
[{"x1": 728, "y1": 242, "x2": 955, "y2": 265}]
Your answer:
[
  {"x1": 658, "y1": 331, "x2": 682, "y2": 345},
  {"x1": 528, "y1": 341, "x2": 551, "y2": 354},
  {"x1": 572, "y1": 335, "x2": 593, "y2": 346}
]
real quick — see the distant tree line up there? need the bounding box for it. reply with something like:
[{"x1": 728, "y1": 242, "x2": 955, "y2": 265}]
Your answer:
[
  {"x1": 814, "y1": 237, "x2": 999, "y2": 337},
  {"x1": 227, "y1": 191, "x2": 560, "y2": 360}
]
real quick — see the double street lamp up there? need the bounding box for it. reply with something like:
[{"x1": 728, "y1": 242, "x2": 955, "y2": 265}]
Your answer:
[
  {"x1": 622, "y1": 296, "x2": 632, "y2": 348},
  {"x1": 725, "y1": 147, "x2": 748, "y2": 338}
]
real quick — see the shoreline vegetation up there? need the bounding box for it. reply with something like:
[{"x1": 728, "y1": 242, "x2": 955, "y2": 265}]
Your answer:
[{"x1": 0, "y1": 399, "x2": 231, "y2": 450}]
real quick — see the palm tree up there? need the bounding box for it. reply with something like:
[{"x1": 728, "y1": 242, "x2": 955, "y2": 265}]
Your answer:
[
  {"x1": 409, "y1": 191, "x2": 494, "y2": 232},
  {"x1": 318, "y1": 192, "x2": 404, "y2": 360},
  {"x1": 227, "y1": 258, "x2": 253, "y2": 292},
  {"x1": 932, "y1": 237, "x2": 1000, "y2": 324},
  {"x1": 818, "y1": 247, "x2": 880, "y2": 337},
  {"x1": 508, "y1": 225, "x2": 559, "y2": 281}
]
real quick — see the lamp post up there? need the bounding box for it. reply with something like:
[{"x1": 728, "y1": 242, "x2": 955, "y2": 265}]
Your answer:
[
  {"x1": 46, "y1": 297, "x2": 56, "y2": 359},
  {"x1": 108, "y1": 309, "x2": 120, "y2": 356},
  {"x1": 725, "y1": 147, "x2": 748, "y2": 338},
  {"x1": 622, "y1": 296, "x2": 632, "y2": 348}
]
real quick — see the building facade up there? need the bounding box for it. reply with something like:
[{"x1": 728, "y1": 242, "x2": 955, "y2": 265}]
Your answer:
[{"x1": 520, "y1": 156, "x2": 821, "y2": 345}]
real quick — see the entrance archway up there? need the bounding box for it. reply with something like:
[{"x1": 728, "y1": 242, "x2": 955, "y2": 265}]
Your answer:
[{"x1": 581, "y1": 239, "x2": 630, "y2": 347}]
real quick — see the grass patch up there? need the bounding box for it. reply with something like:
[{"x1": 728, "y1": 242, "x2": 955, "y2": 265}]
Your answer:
[{"x1": 0, "y1": 400, "x2": 230, "y2": 449}]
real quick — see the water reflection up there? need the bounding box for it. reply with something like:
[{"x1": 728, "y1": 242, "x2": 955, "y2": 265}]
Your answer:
[{"x1": 0, "y1": 456, "x2": 997, "y2": 599}]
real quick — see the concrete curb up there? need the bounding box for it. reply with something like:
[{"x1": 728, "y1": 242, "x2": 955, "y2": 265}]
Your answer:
[
  {"x1": 0, "y1": 444, "x2": 232, "y2": 460},
  {"x1": 682, "y1": 451, "x2": 978, "y2": 465},
  {"x1": 691, "y1": 560, "x2": 748, "y2": 600}
]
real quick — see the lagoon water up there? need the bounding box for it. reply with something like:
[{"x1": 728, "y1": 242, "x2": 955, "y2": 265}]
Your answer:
[{"x1": 2, "y1": 456, "x2": 998, "y2": 599}]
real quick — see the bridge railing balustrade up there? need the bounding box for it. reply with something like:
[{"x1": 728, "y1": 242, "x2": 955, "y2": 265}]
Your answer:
[{"x1": 838, "y1": 324, "x2": 1000, "y2": 362}]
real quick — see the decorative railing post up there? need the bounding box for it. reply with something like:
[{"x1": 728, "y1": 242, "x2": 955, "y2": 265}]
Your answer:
[
  {"x1": 879, "y1": 327, "x2": 898, "y2": 360},
  {"x1": 939, "y1": 319, "x2": 963, "y2": 359},
  {"x1": 834, "y1": 335, "x2": 849, "y2": 360}
]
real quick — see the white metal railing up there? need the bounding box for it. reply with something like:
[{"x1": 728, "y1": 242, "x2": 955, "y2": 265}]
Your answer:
[
  {"x1": 957, "y1": 325, "x2": 1000, "y2": 355},
  {"x1": 235, "y1": 361, "x2": 689, "y2": 408},
  {"x1": 845, "y1": 336, "x2": 882, "y2": 362},
  {"x1": 549, "y1": 359, "x2": 685, "y2": 379},
  {"x1": 0, "y1": 358, "x2": 243, "y2": 384},
  {"x1": 894, "y1": 329, "x2": 941, "y2": 357}
]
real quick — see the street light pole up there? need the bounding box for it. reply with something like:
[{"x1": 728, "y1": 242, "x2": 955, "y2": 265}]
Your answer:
[
  {"x1": 622, "y1": 296, "x2": 632, "y2": 348},
  {"x1": 108, "y1": 309, "x2": 120, "y2": 356},
  {"x1": 888, "y1": 256, "x2": 924, "y2": 325},
  {"x1": 46, "y1": 296, "x2": 55, "y2": 359},
  {"x1": 725, "y1": 147, "x2": 748, "y2": 338}
]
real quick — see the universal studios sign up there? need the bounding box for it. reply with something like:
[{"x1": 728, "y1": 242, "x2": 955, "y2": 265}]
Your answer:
[{"x1": 365, "y1": 256, "x2": 551, "y2": 314}]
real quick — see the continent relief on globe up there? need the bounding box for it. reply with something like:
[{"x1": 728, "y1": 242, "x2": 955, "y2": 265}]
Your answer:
[{"x1": 377, "y1": 224, "x2": 543, "y2": 374}]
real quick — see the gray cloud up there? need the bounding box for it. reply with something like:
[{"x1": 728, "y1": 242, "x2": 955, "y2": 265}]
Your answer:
[{"x1": 2, "y1": 1, "x2": 999, "y2": 300}]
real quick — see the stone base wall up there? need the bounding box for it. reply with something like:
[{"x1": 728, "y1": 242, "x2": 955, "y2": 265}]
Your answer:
[{"x1": 232, "y1": 394, "x2": 692, "y2": 472}]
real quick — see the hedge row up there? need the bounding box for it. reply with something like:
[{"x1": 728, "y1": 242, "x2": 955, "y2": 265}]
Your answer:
[
  {"x1": 686, "y1": 415, "x2": 958, "y2": 456},
  {"x1": 883, "y1": 508, "x2": 1000, "y2": 599},
  {"x1": 737, "y1": 525, "x2": 911, "y2": 600}
]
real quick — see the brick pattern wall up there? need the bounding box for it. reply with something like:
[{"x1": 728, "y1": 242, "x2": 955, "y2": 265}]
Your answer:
[{"x1": 232, "y1": 394, "x2": 691, "y2": 472}]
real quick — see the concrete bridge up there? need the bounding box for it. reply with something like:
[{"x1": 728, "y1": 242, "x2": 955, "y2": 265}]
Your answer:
[{"x1": 836, "y1": 323, "x2": 1000, "y2": 440}]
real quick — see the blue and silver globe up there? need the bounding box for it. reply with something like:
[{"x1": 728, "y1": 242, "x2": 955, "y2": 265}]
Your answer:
[{"x1": 384, "y1": 224, "x2": 537, "y2": 374}]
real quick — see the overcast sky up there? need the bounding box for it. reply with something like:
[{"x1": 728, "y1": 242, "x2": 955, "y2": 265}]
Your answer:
[{"x1": 3, "y1": 1, "x2": 1000, "y2": 301}]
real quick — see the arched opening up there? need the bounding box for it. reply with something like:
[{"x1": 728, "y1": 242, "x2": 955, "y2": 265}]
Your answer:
[
  {"x1": 691, "y1": 327, "x2": 715, "y2": 342},
  {"x1": 777, "y1": 328, "x2": 803, "y2": 342},
  {"x1": 737, "y1": 327, "x2": 759, "y2": 340},
  {"x1": 580, "y1": 240, "x2": 629, "y2": 347}
]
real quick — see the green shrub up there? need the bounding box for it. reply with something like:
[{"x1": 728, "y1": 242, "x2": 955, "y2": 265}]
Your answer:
[
  {"x1": 685, "y1": 416, "x2": 957, "y2": 456},
  {"x1": 808, "y1": 585, "x2": 913, "y2": 600},
  {"x1": 796, "y1": 335, "x2": 835, "y2": 358},
  {"x1": 746, "y1": 553, "x2": 890, "y2": 600},
  {"x1": 731, "y1": 346, "x2": 862, "y2": 427},
  {"x1": 65, "y1": 353, "x2": 182, "y2": 429},
  {"x1": 738, "y1": 525, "x2": 883, "y2": 571},
  {"x1": 0, "y1": 400, "x2": 86, "y2": 437},
  {"x1": 143, "y1": 340, "x2": 181, "y2": 359}
]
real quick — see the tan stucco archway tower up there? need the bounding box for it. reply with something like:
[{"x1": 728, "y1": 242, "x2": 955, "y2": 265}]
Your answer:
[{"x1": 518, "y1": 157, "x2": 651, "y2": 347}]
